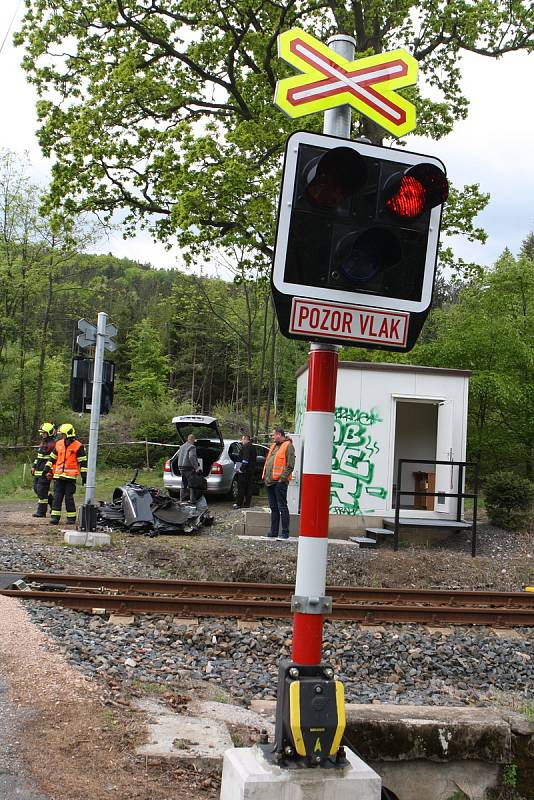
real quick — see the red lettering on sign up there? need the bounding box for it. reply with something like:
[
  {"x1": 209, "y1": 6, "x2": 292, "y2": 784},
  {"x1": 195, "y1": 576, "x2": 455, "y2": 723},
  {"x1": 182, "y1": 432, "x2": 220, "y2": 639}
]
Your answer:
[
  {"x1": 290, "y1": 298, "x2": 409, "y2": 348},
  {"x1": 379, "y1": 318, "x2": 389, "y2": 337},
  {"x1": 389, "y1": 318, "x2": 400, "y2": 339},
  {"x1": 360, "y1": 314, "x2": 371, "y2": 335},
  {"x1": 298, "y1": 306, "x2": 310, "y2": 326},
  {"x1": 330, "y1": 310, "x2": 340, "y2": 331}
]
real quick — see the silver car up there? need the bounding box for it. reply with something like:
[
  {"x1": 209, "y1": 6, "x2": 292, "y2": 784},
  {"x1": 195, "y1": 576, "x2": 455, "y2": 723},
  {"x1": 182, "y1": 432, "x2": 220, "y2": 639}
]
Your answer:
[{"x1": 163, "y1": 414, "x2": 268, "y2": 500}]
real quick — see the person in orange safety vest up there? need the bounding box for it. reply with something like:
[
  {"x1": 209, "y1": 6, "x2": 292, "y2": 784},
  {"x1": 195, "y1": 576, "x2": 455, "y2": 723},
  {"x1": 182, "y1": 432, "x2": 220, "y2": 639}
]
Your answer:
[
  {"x1": 262, "y1": 427, "x2": 295, "y2": 540},
  {"x1": 45, "y1": 423, "x2": 88, "y2": 525}
]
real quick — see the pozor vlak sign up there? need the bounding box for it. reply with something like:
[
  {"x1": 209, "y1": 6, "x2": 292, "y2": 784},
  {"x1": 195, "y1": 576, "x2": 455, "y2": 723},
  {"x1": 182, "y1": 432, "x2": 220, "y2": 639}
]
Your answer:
[{"x1": 271, "y1": 130, "x2": 449, "y2": 352}]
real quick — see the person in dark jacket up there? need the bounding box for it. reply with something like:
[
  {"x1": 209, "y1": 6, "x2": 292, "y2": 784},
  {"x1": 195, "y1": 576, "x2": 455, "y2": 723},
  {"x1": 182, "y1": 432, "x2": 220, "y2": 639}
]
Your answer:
[
  {"x1": 46, "y1": 423, "x2": 87, "y2": 525},
  {"x1": 233, "y1": 434, "x2": 257, "y2": 509},
  {"x1": 31, "y1": 422, "x2": 57, "y2": 517},
  {"x1": 177, "y1": 433, "x2": 201, "y2": 501}
]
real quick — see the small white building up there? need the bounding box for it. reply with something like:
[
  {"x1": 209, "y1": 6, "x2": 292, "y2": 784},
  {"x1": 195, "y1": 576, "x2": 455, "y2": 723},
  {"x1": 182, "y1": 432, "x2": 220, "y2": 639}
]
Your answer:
[{"x1": 293, "y1": 361, "x2": 470, "y2": 534}]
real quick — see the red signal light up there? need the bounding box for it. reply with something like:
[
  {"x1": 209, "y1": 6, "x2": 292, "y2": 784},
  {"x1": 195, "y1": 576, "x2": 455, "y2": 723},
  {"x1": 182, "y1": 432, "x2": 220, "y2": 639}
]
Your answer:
[
  {"x1": 385, "y1": 163, "x2": 448, "y2": 220},
  {"x1": 386, "y1": 175, "x2": 426, "y2": 218}
]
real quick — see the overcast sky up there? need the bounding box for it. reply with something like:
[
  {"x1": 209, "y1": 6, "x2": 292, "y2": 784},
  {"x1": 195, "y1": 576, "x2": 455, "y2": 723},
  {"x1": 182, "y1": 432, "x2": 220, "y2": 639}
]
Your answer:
[{"x1": 1, "y1": 1, "x2": 533, "y2": 272}]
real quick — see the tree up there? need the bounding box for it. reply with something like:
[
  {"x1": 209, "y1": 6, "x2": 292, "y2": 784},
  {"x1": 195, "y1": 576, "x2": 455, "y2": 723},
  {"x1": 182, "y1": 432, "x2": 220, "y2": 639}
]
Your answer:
[
  {"x1": 16, "y1": 1, "x2": 528, "y2": 267},
  {"x1": 125, "y1": 318, "x2": 170, "y2": 404},
  {"x1": 409, "y1": 242, "x2": 534, "y2": 478},
  {"x1": 0, "y1": 150, "x2": 102, "y2": 441}
]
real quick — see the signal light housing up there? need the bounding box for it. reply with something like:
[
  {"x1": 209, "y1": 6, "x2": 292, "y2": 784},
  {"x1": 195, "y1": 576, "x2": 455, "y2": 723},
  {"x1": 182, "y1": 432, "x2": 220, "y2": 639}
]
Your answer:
[
  {"x1": 305, "y1": 147, "x2": 367, "y2": 209},
  {"x1": 385, "y1": 163, "x2": 449, "y2": 219},
  {"x1": 271, "y1": 131, "x2": 448, "y2": 352}
]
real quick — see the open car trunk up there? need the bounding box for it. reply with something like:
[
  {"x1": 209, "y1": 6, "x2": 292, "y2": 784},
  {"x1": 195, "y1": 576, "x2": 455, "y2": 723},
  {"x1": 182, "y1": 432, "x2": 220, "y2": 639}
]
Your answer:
[{"x1": 170, "y1": 415, "x2": 224, "y2": 477}]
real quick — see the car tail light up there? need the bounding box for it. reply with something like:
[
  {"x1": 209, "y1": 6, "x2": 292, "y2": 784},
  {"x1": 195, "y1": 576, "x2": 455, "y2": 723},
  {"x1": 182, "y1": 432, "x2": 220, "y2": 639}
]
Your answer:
[
  {"x1": 163, "y1": 459, "x2": 172, "y2": 473},
  {"x1": 210, "y1": 462, "x2": 223, "y2": 475}
]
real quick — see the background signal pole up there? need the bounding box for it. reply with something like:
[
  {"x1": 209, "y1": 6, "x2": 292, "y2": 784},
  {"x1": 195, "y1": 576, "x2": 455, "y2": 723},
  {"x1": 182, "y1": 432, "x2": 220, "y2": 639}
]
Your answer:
[
  {"x1": 75, "y1": 312, "x2": 117, "y2": 531},
  {"x1": 84, "y1": 311, "x2": 107, "y2": 506}
]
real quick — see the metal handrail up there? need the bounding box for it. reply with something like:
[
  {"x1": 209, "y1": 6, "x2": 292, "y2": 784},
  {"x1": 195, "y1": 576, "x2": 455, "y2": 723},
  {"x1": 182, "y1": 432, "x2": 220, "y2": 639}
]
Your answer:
[{"x1": 393, "y1": 458, "x2": 480, "y2": 557}]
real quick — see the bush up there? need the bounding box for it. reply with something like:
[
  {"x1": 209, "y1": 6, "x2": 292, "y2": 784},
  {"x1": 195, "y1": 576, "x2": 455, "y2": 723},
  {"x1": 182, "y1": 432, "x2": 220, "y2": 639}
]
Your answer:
[{"x1": 484, "y1": 471, "x2": 534, "y2": 530}]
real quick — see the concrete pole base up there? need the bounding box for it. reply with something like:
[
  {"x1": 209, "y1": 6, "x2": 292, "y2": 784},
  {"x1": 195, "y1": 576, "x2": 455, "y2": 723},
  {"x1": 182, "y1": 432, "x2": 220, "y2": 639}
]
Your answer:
[
  {"x1": 220, "y1": 746, "x2": 381, "y2": 799},
  {"x1": 63, "y1": 531, "x2": 111, "y2": 546}
]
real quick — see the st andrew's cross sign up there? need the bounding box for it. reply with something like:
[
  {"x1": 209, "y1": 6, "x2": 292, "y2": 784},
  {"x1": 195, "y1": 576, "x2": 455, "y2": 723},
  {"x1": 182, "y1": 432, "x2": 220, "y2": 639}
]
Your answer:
[{"x1": 274, "y1": 28, "x2": 418, "y2": 138}]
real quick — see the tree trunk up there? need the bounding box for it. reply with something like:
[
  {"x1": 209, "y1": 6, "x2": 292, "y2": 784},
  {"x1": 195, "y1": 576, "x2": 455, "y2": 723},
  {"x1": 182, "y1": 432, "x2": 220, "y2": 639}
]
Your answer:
[
  {"x1": 264, "y1": 299, "x2": 277, "y2": 435},
  {"x1": 190, "y1": 341, "x2": 196, "y2": 412},
  {"x1": 32, "y1": 269, "x2": 54, "y2": 435},
  {"x1": 254, "y1": 289, "x2": 270, "y2": 439}
]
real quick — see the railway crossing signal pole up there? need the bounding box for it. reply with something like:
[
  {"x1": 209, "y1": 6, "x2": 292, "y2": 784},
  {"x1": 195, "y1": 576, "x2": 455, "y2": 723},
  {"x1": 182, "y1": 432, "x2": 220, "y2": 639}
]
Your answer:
[
  {"x1": 221, "y1": 25, "x2": 448, "y2": 799},
  {"x1": 291, "y1": 34, "x2": 354, "y2": 667},
  {"x1": 272, "y1": 35, "x2": 353, "y2": 771}
]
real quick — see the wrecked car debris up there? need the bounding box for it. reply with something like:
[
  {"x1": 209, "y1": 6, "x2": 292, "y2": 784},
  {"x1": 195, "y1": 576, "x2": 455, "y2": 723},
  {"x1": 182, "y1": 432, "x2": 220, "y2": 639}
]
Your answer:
[{"x1": 97, "y1": 475, "x2": 214, "y2": 535}]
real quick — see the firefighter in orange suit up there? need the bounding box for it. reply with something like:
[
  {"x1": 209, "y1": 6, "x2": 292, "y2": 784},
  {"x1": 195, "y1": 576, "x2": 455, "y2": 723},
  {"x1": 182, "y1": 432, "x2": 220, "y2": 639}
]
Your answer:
[{"x1": 45, "y1": 423, "x2": 88, "y2": 525}]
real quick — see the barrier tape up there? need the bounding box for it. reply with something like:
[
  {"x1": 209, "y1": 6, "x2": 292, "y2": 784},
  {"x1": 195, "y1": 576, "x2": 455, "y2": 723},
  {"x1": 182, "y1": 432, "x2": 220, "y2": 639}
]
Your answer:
[{"x1": 0, "y1": 440, "x2": 179, "y2": 451}]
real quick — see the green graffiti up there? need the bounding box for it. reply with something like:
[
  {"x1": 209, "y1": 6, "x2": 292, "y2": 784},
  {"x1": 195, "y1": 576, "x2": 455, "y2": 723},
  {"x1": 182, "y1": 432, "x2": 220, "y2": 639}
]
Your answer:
[
  {"x1": 330, "y1": 406, "x2": 386, "y2": 516},
  {"x1": 294, "y1": 391, "x2": 307, "y2": 434}
]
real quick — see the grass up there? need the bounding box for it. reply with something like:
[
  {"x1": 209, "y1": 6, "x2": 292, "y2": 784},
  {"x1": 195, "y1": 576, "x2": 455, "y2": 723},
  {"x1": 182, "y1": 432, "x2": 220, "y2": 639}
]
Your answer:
[
  {"x1": 132, "y1": 680, "x2": 167, "y2": 695},
  {"x1": 463, "y1": 495, "x2": 486, "y2": 513},
  {"x1": 0, "y1": 463, "x2": 166, "y2": 504}
]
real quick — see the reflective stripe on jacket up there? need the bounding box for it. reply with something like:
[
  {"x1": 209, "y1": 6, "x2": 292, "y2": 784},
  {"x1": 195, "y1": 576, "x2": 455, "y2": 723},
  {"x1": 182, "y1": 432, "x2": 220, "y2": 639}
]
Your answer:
[
  {"x1": 262, "y1": 440, "x2": 293, "y2": 482},
  {"x1": 32, "y1": 436, "x2": 57, "y2": 475},
  {"x1": 48, "y1": 439, "x2": 88, "y2": 480}
]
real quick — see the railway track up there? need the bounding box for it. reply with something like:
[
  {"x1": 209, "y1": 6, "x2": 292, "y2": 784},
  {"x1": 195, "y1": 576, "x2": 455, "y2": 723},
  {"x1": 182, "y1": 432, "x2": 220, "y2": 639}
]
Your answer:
[{"x1": 1, "y1": 572, "x2": 534, "y2": 626}]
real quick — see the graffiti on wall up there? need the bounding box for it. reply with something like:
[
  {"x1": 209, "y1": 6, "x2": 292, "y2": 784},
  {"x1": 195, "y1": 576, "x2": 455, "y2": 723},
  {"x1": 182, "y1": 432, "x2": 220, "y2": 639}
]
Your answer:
[
  {"x1": 294, "y1": 391, "x2": 307, "y2": 435},
  {"x1": 330, "y1": 406, "x2": 387, "y2": 516}
]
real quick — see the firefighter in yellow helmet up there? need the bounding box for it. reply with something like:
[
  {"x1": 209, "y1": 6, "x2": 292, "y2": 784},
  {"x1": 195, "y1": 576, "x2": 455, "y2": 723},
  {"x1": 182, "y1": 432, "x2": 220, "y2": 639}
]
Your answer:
[
  {"x1": 45, "y1": 423, "x2": 88, "y2": 525},
  {"x1": 31, "y1": 422, "x2": 57, "y2": 517}
]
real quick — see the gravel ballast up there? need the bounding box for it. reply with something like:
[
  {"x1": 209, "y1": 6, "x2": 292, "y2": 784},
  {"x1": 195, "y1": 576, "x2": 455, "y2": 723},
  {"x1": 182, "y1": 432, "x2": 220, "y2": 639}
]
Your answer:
[
  {"x1": 1, "y1": 504, "x2": 534, "y2": 711},
  {"x1": 23, "y1": 602, "x2": 534, "y2": 708}
]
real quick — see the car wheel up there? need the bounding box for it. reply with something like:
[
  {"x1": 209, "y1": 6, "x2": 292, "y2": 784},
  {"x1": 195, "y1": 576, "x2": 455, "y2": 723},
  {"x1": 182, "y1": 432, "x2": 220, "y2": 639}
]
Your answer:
[
  {"x1": 230, "y1": 477, "x2": 239, "y2": 501},
  {"x1": 168, "y1": 489, "x2": 180, "y2": 499}
]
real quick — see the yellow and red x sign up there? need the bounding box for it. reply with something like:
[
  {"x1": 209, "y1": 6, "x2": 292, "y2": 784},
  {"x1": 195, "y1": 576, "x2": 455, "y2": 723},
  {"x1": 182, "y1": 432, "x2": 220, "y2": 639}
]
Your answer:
[{"x1": 274, "y1": 29, "x2": 418, "y2": 138}]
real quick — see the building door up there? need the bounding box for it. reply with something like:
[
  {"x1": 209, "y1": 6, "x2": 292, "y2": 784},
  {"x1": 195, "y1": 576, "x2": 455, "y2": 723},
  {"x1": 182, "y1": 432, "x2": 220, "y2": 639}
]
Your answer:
[
  {"x1": 392, "y1": 400, "x2": 438, "y2": 510},
  {"x1": 434, "y1": 400, "x2": 454, "y2": 514}
]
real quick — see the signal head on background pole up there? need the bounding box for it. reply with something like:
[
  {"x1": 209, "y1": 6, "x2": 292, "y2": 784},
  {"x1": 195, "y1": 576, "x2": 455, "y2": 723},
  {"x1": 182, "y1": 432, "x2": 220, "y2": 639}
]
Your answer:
[{"x1": 271, "y1": 131, "x2": 449, "y2": 352}]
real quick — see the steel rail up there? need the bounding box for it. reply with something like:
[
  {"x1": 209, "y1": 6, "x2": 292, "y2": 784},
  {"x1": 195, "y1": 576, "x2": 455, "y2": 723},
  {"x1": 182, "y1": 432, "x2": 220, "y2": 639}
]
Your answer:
[
  {"x1": 2, "y1": 587, "x2": 534, "y2": 626},
  {"x1": 10, "y1": 572, "x2": 534, "y2": 610}
]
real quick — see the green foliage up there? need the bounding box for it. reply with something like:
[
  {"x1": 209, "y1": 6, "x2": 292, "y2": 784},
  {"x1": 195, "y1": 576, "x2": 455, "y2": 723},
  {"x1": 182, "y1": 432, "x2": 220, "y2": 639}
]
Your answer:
[
  {"x1": 502, "y1": 764, "x2": 518, "y2": 788},
  {"x1": 484, "y1": 471, "x2": 534, "y2": 530},
  {"x1": 125, "y1": 319, "x2": 170, "y2": 404},
  {"x1": 15, "y1": 0, "x2": 527, "y2": 269},
  {"x1": 408, "y1": 245, "x2": 534, "y2": 479}
]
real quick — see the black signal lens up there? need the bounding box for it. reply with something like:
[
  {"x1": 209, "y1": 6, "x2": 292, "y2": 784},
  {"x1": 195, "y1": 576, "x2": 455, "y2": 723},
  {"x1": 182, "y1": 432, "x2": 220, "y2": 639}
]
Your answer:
[
  {"x1": 305, "y1": 147, "x2": 367, "y2": 209},
  {"x1": 336, "y1": 228, "x2": 401, "y2": 285},
  {"x1": 385, "y1": 163, "x2": 449, "y2": 219}
]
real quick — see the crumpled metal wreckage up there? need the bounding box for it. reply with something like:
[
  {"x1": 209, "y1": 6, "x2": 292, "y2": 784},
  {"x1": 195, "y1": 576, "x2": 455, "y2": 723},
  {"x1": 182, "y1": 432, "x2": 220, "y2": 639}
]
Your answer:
[{"x1": 97, "y1": 478, "x2": 214, "y2": 536}]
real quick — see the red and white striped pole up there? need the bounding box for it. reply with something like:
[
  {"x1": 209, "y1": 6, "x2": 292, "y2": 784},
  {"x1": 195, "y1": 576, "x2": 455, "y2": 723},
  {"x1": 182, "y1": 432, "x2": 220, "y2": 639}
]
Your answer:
[
  {"x1": 291, "y1": 34, "x2": 354, "y2": 666},
  {"x1": 292, "y1": 343, "x2": 338, "y2": 664}
]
